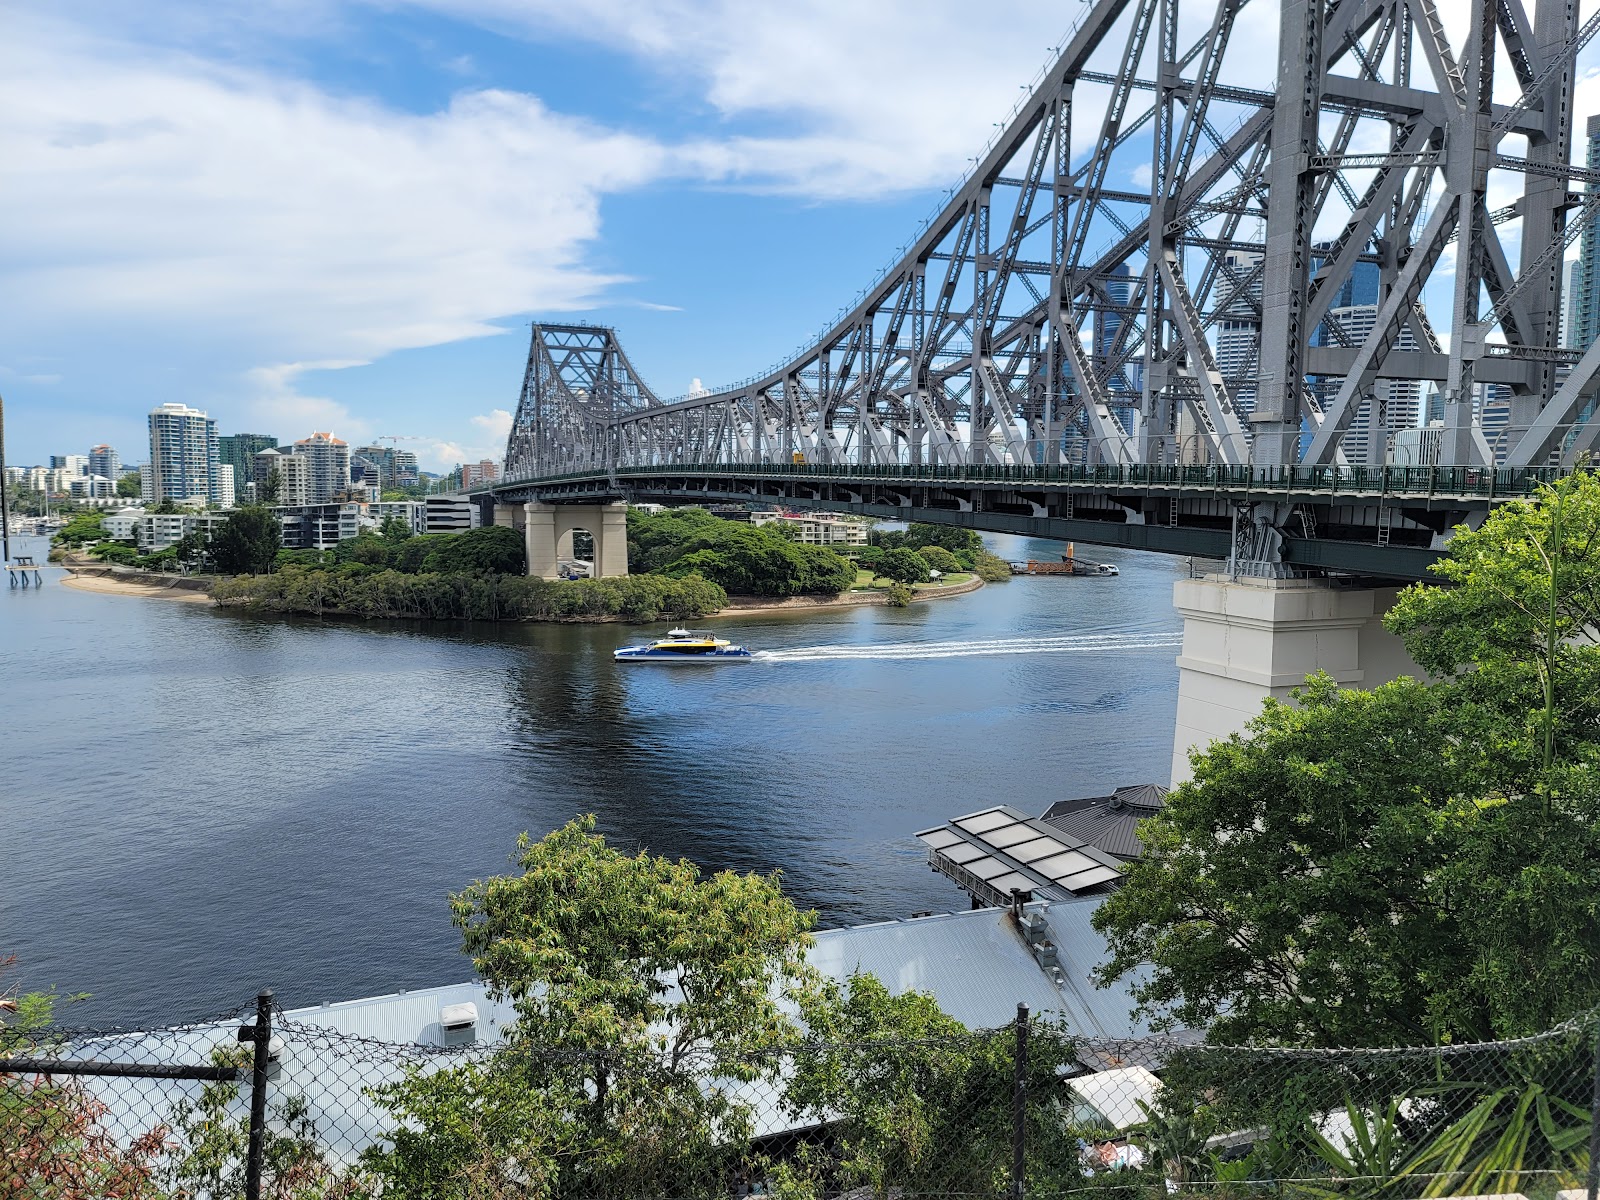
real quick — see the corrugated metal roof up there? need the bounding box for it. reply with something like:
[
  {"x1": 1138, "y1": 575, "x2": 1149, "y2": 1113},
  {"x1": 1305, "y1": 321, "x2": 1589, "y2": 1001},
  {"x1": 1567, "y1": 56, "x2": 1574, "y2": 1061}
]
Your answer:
[
  {"x1": 70, "y1": 904, "x2": 1159, "y2": 1156},
  {"x1": 1041, "y1": 785, "x2": 1167, "y2": 861},
  {"x1": 809, "y1": 909, "x2": 1072, "y2": 1031}
]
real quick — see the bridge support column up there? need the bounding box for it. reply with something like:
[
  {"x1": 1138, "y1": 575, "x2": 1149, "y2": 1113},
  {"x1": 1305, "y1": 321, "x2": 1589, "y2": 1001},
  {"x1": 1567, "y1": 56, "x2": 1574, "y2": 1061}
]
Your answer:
[
  {"x1": 1170, "y1": 576, "x2": 1417, "y2": 786},
  {"x1": 522, "y1": 500, "x2": 631, "y2": 580},
  {"x1": 524, "y1": 502, "x2": 558, "y2": 579}
]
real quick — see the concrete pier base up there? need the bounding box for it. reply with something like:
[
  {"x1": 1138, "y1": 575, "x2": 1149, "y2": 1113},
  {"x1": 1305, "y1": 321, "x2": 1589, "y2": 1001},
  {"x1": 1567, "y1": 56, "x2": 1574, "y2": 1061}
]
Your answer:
[
  {"x1": 1170, "y1": 575, "x2": 1415, "y2": 785},
  {"x1": 521, "y1": 500, "x2": 630, "y2": 580}
]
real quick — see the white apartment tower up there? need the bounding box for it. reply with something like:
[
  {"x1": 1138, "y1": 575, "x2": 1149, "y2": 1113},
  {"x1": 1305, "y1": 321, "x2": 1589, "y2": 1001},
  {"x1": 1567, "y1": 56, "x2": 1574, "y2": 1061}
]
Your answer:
[
  {"x1": 292, "y1": 432, "x2": 351, "y2": 503},
  {"x1": 145, "y1": 403, "x2": 222, "y2": 505}
]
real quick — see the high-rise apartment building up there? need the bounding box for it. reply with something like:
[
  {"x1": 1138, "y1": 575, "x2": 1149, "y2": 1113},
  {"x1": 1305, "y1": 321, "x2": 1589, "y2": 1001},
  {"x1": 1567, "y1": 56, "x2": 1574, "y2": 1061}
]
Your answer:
[
  {"x1": 219, "y1": 434, "x2": 277, "y2": 500},
  {"x1": 392, "y1": 450, "x2": 420, "y2": 489},
  {"x1": 353, "y1": 444, "x2": 422, "y2": 491},
  {"x1": 1215, "y1": 250, "x2": 1264, "y2": 420},
  {"x1": 1562, "y1": 259, "x2": 1583, "y2": 349},
  {"x1": 1093, "y1": 263, "x2": 1141, "y2": 439},
  {"x1": 145, "y1": 403, "x2": 222, "y2": 505},
  {"x1": 1304, "y1": 251, "x2": 1422, "y2": 464},
  {"x1": 291, "y1": 432, "x2": 350, "y2": 503},
  {"x1": 88, "y1": 445, "x2": 121, "y2": 480},
  {"x1": 1573, "y1": 115, "x2": 1600, "y2": 351},
  {"x1": 460, "y1": 460, "x2": 499, "y2": 489},
  {"x1": 51, "y1": 454, "x2": 90, "y2": 476},
  {"x1": 1317, "y1": 305, "x2": 1423, "y2": 464}
]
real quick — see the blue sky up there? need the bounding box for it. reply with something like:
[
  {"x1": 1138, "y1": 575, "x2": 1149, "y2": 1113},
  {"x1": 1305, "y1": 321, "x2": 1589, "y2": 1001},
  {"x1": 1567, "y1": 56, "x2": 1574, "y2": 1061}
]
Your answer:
[
  {"x1": 5, "y1": 0, "x2": 1600, "y2": 470},
  {"x1": 2, "y1": 0, "x2": 1081, "y2": 470}
]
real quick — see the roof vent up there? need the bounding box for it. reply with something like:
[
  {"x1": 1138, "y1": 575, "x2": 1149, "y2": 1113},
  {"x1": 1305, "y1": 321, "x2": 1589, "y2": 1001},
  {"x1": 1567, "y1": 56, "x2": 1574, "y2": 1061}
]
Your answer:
[{"x1": 439, "y1": 1001, "x2": 479, "y2": 1047}]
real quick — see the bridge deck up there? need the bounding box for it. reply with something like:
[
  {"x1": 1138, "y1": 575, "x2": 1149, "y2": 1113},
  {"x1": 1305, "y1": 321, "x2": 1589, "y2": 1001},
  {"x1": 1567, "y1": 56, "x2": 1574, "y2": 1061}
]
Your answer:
[{"x1": 489, "y1": 462, "x2": 1562, "y2": 506}]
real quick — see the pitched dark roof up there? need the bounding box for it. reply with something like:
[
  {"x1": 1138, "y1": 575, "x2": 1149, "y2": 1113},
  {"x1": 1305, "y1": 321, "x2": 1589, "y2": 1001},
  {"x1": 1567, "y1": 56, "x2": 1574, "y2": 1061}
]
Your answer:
[{"x1": 1040, "y1": 784, "x2": 1168, "y2": 860}]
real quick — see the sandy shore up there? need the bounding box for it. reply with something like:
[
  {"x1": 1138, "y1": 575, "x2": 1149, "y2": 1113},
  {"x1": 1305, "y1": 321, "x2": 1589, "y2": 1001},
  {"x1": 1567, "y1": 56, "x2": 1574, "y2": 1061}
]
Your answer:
[
  {"x1": 711, "y1": 574, "x2": 985, "y2": 617},
  {"x1": 60, "y1": 570, "x2": 214, "y2": 603}
]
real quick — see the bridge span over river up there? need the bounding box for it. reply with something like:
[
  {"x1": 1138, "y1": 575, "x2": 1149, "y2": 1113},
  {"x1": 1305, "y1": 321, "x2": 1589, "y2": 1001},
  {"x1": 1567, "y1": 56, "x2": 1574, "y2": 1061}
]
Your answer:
[{"x1": 475, "y1": 0, "x2": 1600, "y2": 781}]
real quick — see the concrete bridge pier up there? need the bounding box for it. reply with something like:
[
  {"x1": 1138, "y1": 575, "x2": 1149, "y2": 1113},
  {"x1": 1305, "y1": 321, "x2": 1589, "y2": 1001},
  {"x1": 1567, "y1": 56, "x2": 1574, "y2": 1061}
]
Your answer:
[
  {"x1": 1169, "y1": 575, "x2": 1418, "y2": 786},
  {"x1": 514, "y1": 500, "x2": 630, "y2": 580}
]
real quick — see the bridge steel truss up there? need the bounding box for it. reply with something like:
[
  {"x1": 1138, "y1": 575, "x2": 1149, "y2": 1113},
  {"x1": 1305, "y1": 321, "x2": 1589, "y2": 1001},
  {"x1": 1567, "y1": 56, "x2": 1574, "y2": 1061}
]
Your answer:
[{"x1": 506, "y1": 0, "x2": 1598, "y2": 484}]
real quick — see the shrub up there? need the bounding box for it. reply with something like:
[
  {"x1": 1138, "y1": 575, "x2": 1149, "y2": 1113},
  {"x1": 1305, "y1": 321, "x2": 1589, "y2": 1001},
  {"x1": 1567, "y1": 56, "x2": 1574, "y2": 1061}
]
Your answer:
[
  {"x1": 916, "y1": 545, "x2": 963, "y2": 575},
  {"x1": 974, "y1": 550, "x2": 1013, "y2": 582}
]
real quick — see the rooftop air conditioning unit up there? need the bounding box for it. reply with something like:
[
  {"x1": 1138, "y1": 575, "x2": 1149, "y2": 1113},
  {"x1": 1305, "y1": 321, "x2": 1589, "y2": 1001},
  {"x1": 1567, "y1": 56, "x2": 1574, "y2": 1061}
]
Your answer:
[{"x1": 439, "y1": 1001, "x2": 479, "y2": 1047}]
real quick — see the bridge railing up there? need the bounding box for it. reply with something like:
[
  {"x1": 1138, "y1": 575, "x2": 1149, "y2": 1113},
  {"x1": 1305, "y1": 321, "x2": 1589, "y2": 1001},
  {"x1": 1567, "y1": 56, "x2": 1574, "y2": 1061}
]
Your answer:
[{"x1": 497, "y1": 461, "x2": 1570, "y2": 501}]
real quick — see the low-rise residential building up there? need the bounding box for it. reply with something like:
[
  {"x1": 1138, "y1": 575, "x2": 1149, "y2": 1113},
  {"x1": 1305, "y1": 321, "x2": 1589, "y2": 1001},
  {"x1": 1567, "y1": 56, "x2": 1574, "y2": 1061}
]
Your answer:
[
  {"x1": 460, "y1": 459, "x2": 499, "y2": 489},
  {"x1": 69, "y1": 475, "x2": 119, "y2": 499},
  {"x1": 750, "y1": 511, "x2": 870, "y2": 546},
  {"x1": 365, "y1": 501, "x2": 428, "y2": 536},
  {"x1": 137, "y1": 511, "x2": 232, "y2": 553},
  {"x1": 276, "y1": 503, "x2": 363, "y2": 551},
  {"x1": 101, "y1": 510, "x2": 143, "y2": 541},
  {"x1": 424, "y1": 494, "x2": 481, "y2": 533}
]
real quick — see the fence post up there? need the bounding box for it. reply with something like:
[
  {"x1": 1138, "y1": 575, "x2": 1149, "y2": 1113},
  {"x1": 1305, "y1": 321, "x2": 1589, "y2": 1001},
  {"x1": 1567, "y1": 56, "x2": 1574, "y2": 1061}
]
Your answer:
[
  {"x1": 1587, "y1": 1016, "x2": 1600, "y2": 1200},
  {"x1": 1013, "y1": 1002, "x2": 1029, "y2": 1200},
  {"x1": 245, "y1": 989, "x2": 274, "y2": 1200}
]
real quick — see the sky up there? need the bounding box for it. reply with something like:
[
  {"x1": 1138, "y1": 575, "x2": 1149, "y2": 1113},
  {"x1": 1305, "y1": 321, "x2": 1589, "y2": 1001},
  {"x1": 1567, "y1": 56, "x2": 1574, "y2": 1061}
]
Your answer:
[{"x1": 5, "y1": 0, "x2": 1600, "y2": 471}]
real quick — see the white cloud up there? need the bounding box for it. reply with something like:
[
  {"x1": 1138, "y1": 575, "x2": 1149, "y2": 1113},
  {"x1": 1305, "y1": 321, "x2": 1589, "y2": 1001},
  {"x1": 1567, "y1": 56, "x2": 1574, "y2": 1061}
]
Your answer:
[{"x1": 390, "y1": 0, "x2": 1097, "y2": 198}]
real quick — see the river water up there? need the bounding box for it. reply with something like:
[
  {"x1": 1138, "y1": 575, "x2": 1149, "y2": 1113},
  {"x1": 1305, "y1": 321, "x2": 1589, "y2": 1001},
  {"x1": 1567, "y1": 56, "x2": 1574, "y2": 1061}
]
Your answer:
[{"x1": 2, "y1": 532, "x2": 1186, "y2": 1025}]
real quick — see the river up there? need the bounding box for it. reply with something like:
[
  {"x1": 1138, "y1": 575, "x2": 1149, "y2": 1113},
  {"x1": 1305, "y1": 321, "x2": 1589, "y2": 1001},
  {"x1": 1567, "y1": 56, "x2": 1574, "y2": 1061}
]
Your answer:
[{"x1": 2, "y1": 531, "x2": 1186, "y2": 1025}]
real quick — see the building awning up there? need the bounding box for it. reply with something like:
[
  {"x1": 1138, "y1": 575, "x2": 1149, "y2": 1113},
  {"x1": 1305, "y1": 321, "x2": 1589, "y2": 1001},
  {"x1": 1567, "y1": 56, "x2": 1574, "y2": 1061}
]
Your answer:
[{"x1": 916, "y1": 805, "x2": 1126, "y2": 908}]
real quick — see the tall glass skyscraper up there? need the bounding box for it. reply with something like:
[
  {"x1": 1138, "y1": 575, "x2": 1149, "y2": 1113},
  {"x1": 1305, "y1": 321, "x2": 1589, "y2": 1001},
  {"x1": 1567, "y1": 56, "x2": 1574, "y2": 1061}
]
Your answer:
[
  {"x1": 1573, "y1": 115, "x2": 1600, "y2": 352},
  {"x1": 146, "y1": 403, "x2": 222, "y2": 505},
  {"x1": 218, "y1": 433, "x2": 278, "y2": 502},
  {"x1": 1094, "y1": 263, "x2": 1140, "y2": 436}
]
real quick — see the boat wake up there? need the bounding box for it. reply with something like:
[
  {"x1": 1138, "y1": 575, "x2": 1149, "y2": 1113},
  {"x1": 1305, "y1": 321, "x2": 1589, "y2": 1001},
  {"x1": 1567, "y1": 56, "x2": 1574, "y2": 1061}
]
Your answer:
[{"x1": 753, "y1": 631, "x2": 1183, "y2": 663}]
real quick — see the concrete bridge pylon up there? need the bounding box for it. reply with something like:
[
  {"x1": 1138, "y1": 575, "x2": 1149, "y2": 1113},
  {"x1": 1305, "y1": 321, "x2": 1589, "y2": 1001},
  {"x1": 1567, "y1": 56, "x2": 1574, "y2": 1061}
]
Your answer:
[
  {"x1": 496, "y1": 500, "x2": 630, "y2": 580},
  {"x1": 1169, "y1": 576, "x2": 1418, "y2": 786}
]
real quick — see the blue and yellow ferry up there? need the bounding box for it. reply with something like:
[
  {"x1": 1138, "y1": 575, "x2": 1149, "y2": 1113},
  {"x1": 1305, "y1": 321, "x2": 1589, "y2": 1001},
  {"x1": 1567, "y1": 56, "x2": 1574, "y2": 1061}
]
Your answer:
[{"x1": 613, "y1": 628, "x2": 754, "y2": 663}]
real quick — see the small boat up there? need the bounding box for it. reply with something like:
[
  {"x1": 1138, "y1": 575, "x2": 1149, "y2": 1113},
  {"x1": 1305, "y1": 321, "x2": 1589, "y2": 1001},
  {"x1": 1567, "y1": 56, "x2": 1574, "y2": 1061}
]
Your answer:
[{"x1": 614, "y1": 628, "x2": 754, "y2": 663}]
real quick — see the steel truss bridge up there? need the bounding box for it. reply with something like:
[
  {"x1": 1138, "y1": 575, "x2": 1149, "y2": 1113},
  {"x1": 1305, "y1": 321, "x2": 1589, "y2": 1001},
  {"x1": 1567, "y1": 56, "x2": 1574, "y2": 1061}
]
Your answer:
[{"x1": 494, "y1": 0, "x2": 1600, "y2": 580}]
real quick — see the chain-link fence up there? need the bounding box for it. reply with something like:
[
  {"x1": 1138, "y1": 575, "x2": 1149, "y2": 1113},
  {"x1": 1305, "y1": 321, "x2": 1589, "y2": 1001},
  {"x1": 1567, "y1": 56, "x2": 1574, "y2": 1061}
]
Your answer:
[{"x1": 5, "y1": 991, "x2": 1600, "y2": 1200}]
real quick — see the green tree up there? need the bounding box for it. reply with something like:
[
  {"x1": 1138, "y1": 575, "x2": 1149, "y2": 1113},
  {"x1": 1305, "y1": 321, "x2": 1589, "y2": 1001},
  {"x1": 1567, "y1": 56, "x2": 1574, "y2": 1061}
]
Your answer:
[
  {"x1": 378, "y1": 513, "x2": 413, "y2": 544},
  {"x1": 903, "y1": 523, "x2": 982, "y2": 556},
  {"x1": 877, "y1": 546, "x2": 931, "y2": 584},
  {"x1": 884, "y1": 580, "x2": 914, "y2": 607},
  {"x1": 209, "y1": 506, "x2": 283, "y2": 575},
  {"x1": 51, "y1": 512, "x2": 106, "y2": 549},
  {"x1": 786, "y1": 974, "x2": 1085, "y2": 1198},
  {"x1": 333, "y1": 531, "x2": 390, "y2": 568},
  {"x1": 116, "y1": 472, "x2": 142, "y2": 498},
  {"x1": 89, "y1": 542, "x2": 140, "y2": 565},
  {"x1": 973, "y1": 550, "x2": 1013, "y2": 582},
  {"x1": 422, "y1": 525, "x2": 526, "y2": 575},
  {"x1": 259, "y1": 468, "x2": 282, "y2": 503},
  {"x1": 171, "y1": 527, "x2": 211, "y2": 569},
  {"x1": 855, "y1": 544, "x2": 885, "y2": 579},
  {"x1": 366, "y1": 818, "x2": 821, "y2": 1196},
  {"x1": 916, "y1": 545, "x2": 962, "y2": 575},
  {"x1": 1095, "y1": 472, "x2": 1600, "y2": 1045}
]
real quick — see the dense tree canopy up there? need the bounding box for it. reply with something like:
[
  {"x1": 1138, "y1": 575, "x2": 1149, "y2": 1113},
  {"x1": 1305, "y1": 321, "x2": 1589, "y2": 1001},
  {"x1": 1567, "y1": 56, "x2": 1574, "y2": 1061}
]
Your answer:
[
  {"x1": 1094, "y1": 471, "x2": 1600, "y2": 1045},
  {"x1": 877, "y1": 546, "x2": 931, "y2": 585},
  {"x1": 631, "y1": 509, "x2": 857, "y2": 596},
  {"x1": 209, "y1": 507, "x2": 282, "y2": 576},
  {"x1": 52, "y1": 512, "x2": 106, "y2": 548}
]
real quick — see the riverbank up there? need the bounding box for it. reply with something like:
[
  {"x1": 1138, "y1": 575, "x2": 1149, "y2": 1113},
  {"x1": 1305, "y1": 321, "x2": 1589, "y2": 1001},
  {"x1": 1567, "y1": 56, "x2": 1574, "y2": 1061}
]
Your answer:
[
  {"x1": 59, "y1": 564, "x2": 214, "y2": 603},
  {"x1": 60, "y1": 558, "x2": 984, "y2": 619},
  {"x1": 713, "y1": 575, "x2": 985, "y2": 616}
]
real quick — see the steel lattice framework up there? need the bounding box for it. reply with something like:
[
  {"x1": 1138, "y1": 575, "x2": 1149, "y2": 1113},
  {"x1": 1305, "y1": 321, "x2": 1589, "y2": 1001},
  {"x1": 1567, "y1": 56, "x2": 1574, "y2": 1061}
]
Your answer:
[{"x1": 507, "y1": 0, "x2": 1600, "y2": 480}]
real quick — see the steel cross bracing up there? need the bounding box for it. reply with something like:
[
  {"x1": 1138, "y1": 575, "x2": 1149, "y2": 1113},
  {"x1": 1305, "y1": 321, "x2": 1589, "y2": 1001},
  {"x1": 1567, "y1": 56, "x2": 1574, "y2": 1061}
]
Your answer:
[{"x1": 505, "y1": 0, "x2": 1598, "y2": 485}]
